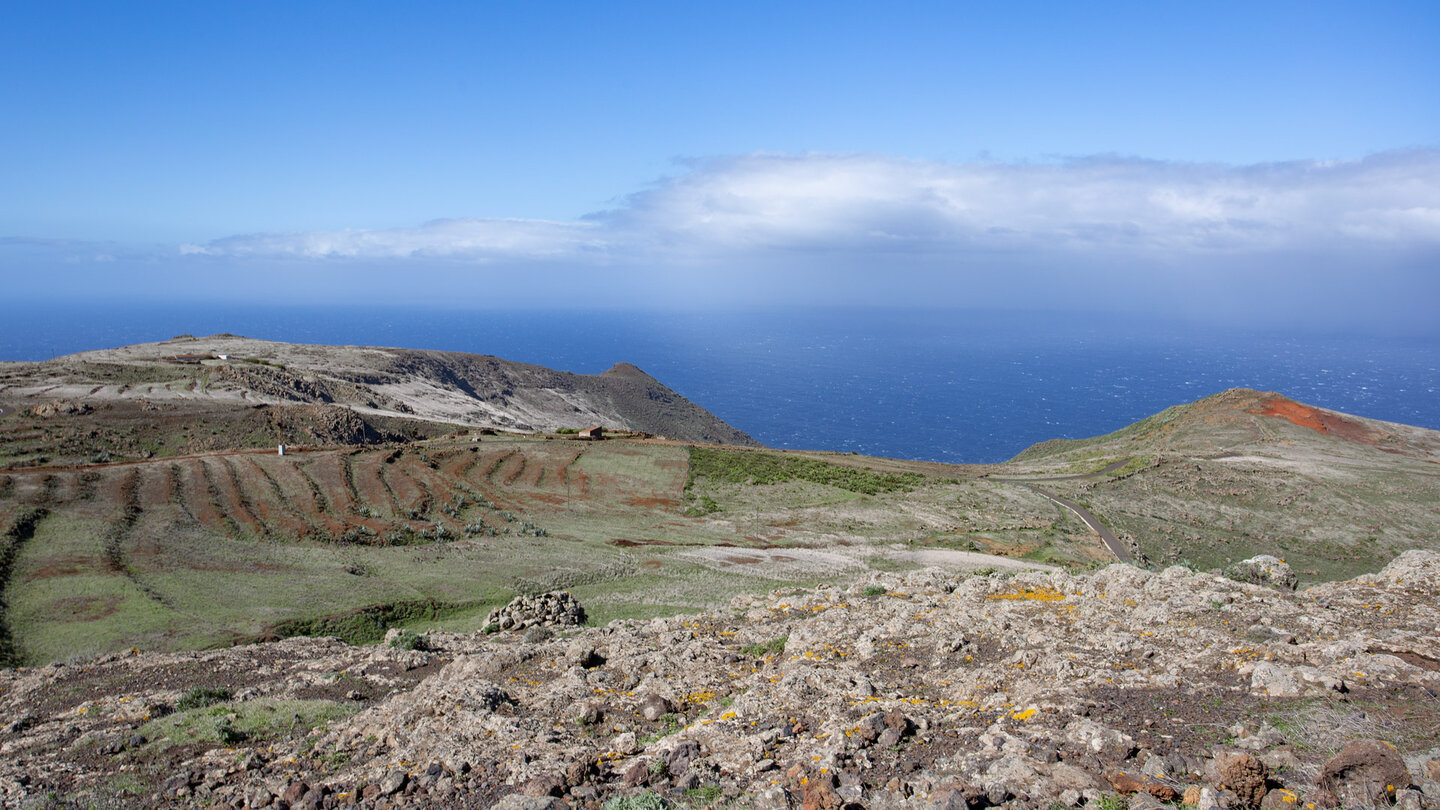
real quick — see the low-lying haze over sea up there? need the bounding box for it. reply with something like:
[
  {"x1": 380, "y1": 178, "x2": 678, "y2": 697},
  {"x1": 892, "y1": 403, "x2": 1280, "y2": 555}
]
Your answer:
[{"x1": 3, "y1": 304, "x2": 1435, "y2": 464}]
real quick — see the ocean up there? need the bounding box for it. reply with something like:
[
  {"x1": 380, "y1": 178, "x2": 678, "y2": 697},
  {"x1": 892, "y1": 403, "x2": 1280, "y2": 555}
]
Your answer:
[{"x1": 2, "y1": 302, "x2": 1436, "y2": 464}]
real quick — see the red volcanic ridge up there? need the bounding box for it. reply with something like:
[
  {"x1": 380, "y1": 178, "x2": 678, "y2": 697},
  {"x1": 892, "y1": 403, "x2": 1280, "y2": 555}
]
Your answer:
[{"x1": 1248, "y1": 395, "x2": 1381, "y2": 446}]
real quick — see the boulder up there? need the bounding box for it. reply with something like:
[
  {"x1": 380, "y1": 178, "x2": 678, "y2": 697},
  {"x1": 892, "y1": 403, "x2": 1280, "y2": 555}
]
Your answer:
[
  {"x1": 638, "y1": 693, "x2": 676, "y2": 721},
  {"x1": 1225, "y1": 555, "x2": 1298, "y2": 591},
  {"x1": 878, "y1": 709, "x2": 914, "y2": 747},
  {"x1": 1064, "y1": 719, "x2": 1136, "y2": 761},
  {"x1": 1106, "y1": 769, "x2": 1180, "y2": 802},
  {"x1": 565, "y1": 640, "x2": 601, "y2": 668},
  {"x1": 493, "y1": 796, "x2": 567, "y2": 810},
  {"x1": 378, "y1": 770, "x2": 407, "y2": 796},
  {"x1": 1249, "y1": 662, "x2": 1301, "y2": 697},
  {"x1": 1259, "y1": 788, "x2": 1301, "y2": 809},
  {"x1": 1371, "y1": 549, "x2": 1440, "y2": 588},
  {"x1": 1212, "y1": 752, "x2": 1268, "y2": 807},
  {"x1": 926, "y1": 781, "x2": 986, "y2": 809},
  {"x1": 522, "y1": 773, "x2": 565, "y2": 798},
  {"x1": 802, "y1": 770, "x2": 842, "y2": 810},
  {"x1": 1319, "y1": 739, "x2": 1411, "y2": 807}
]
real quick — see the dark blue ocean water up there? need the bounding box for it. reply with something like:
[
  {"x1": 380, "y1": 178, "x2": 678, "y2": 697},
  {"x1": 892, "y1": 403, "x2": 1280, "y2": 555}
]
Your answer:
[{"x1": 2, "y1": 303, "x2": 1436, "y2": 464}]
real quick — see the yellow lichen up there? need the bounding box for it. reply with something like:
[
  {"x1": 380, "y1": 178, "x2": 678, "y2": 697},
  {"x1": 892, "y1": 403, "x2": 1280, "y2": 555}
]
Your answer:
[{"x1": 987, "y1": 587, "x2": 1066, "y2": 602}]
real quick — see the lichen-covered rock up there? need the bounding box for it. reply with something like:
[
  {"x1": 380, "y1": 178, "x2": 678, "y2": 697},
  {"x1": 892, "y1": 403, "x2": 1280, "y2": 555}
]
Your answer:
[
  {"x1": 1368, "y1": 549, "x2": 1440, "y2": 589},
  {"x1": 1226, "y1": 555, "x2": 1298, "y2": 591}
]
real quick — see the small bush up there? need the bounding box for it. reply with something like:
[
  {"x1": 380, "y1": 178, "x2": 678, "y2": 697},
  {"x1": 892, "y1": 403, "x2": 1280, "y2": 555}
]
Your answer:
[
  {"x1": 602, "y1": 791, "x2": 667, "y2": 810},
  {"x1": 213, "y1": 716, "x2": 245, "y2": 745},
  {"x1": 685, "y1": 784, "x2": 722, "y2": 803},
  {"x1": 388, "y1": 630, "x2": 428, "y2": 651},
  {"x1": 176, "y1": 687, "x2": 231, "y2": 711},
  {"x1": 862, "y1": 585, "x2": 887, "y2": 597},
  {"x1": 640, "y1": 712, "x2": 683, "y2": 744},
  {"x1": 1095, "y1": 795, "x2": 1128, "y2": 810},
  {"x1": 683, "y1": 495, "x2": 721, "y2": 517},
  {"x1": 740, "y1": 636, "x2": 788, "y2": 657}
]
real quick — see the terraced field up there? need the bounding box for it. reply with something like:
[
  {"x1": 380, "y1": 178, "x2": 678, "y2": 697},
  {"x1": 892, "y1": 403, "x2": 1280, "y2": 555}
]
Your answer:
[{"x1": 0, "y1": 437, "x2": 1069, "y2": 665}]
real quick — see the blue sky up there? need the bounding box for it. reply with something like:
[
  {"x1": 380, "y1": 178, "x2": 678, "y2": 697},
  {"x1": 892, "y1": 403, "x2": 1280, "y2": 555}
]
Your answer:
[{"x1": 3, "y1": 1, "x2": 1438, "y2": 331}]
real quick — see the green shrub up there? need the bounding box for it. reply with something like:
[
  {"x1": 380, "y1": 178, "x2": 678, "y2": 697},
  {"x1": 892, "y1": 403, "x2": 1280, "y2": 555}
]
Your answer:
[
  {"x1": 639, "y1": 712, "x2": 683, "y2": 744},
  {"x1": 388, "y1": 629, "x2": 428, "y2": 651},
  {"x1": 683, "y1": 495, "x2": 721, "y2": 517},
  {"x1": 740, "y1": 636, "x2": 788, "y2": 657},
  {"x1": 176, "y1": 687, "x2": 231, "y2": 711},
  {"x1": 862, "y1": 585, "x2": 887, "y2": 597},
  {"x1": 213, "y1": 716, "x2": 245, "y2": 745},
  {"x1": 685, "y1": 783, "x2": 722, "y2": 803},
  {"x1": 603, "y1": 791, "x2": 668, "y2": 810},
  {"x1": 141, "y1": 698, "x2": 355, "y2": 750}
]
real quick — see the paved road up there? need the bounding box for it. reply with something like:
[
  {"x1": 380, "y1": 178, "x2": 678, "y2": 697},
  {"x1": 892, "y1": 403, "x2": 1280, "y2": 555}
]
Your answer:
[
  {"x1": 987, "y1": 459, "x2": 1134, "y2": 563},
  {"x1": 1015, "y1": 483, "x2": 1132, "y2": 563}
]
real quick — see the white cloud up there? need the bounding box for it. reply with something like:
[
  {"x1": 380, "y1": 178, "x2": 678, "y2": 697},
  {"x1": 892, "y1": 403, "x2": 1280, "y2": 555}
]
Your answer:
[
  {"x1": 177, "y1": 149, "x2": 1440, "y2": 267},
  {"x1": 179, "y1": 217, "x2": 607, "y2": 261}
]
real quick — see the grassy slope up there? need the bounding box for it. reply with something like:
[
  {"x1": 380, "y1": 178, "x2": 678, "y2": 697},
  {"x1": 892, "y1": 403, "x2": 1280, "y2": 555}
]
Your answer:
[
  {"x1": 1007, "y1": 389, "x2": 1440, "y2": 581},
  {"x1": 3, "y1": 388, "x2": 1437, "y2": 665}
]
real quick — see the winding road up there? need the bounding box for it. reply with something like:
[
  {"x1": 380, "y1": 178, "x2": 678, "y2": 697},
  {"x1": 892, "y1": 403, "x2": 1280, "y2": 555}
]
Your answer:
[
  {"x1": 1014, "y1": 483, "x2": 1131, "y2": 563},
  {"x1": 989, "y1": 460, "x2": 1134, "y2": 563}
]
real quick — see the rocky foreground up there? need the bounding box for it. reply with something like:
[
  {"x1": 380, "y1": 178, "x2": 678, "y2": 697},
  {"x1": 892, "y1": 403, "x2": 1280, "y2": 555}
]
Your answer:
[{"x1": 3, "y1": 553, "x2": 1439, "y2": 810}]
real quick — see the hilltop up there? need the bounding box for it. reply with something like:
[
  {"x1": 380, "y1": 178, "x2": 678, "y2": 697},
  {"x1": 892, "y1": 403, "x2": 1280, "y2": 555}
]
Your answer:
[
  {"x1": 0, "y1": 334, "x2": 759, "y2": 454},
  {"x1": 1006, "y1": 388, "x2": 1440, "y2": 581}
]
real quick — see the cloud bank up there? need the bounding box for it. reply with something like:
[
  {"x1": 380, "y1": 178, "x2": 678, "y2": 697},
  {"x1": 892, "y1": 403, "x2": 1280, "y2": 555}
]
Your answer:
[
  {"x1": 8, "y1": 149, "x2": 1439, "y2": 332},
  {"x1": 181, "y1": 149, "x2": 1440, "y2": 263}
]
